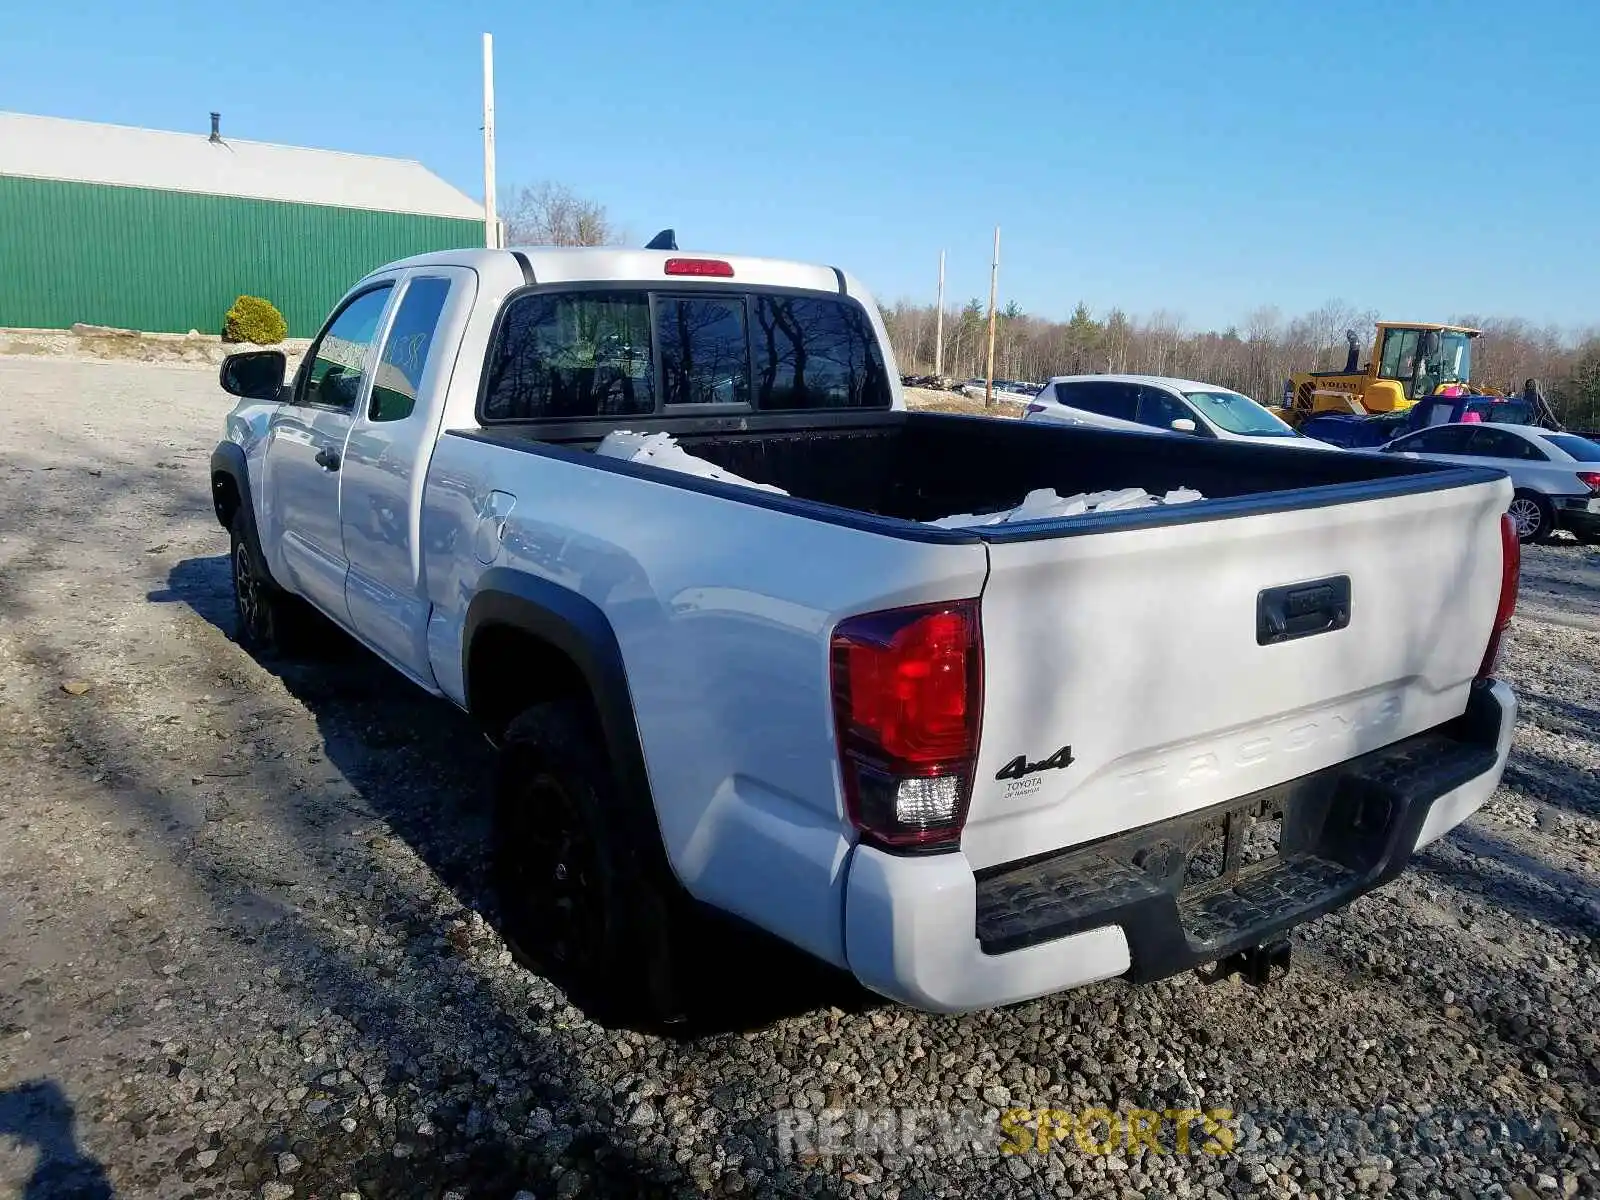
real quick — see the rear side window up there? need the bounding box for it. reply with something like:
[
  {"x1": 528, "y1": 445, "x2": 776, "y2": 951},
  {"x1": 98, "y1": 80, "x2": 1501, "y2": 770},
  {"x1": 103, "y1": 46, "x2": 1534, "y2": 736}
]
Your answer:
[
  {"x1": 1056, "y1": 381, "x2": 1136, "y2": 421},
  {"x1": 750, "y1": 296, "x2": 891, "y2": 410},
  {"x1": 1544, "y1": 433, "x2": 1600, "y2": 461},
  {"x1": 481, "y1": 292, "x2": 655, "y2": 421},
  {"x1": 369, "y1": 277, "x2": 452, "y2": 422}
]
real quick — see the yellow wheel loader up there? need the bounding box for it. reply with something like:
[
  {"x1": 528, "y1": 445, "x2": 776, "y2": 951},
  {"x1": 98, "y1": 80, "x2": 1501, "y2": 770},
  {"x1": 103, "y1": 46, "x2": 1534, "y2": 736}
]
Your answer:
[{"x1": 1272, "y1": 323, "x2": 1500, "y2": 427}]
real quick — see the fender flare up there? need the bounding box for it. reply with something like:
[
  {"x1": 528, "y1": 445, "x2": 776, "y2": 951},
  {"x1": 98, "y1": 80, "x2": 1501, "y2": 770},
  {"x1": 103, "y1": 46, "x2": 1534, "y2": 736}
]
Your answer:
[
  {"x1": 209, "y1": 440, "x2": 282, "y2": 590},
  {"x1": 462, "y1": 569, "x2": 673, "y2": 879}
]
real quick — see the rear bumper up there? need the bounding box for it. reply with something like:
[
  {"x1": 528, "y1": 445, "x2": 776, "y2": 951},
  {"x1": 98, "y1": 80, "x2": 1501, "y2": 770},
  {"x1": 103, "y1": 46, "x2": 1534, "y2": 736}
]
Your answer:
[
  {"x1": 1554, "y1": 498, "x2": 1600, "y2": 536},
  {"x1": 842, "y1": 680, "x2": 1516, "y2": 1014}
]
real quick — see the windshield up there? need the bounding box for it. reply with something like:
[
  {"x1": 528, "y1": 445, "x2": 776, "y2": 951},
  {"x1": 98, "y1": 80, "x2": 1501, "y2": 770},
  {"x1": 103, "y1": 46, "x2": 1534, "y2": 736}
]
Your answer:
[
  {"x1": 1182, "y1": 389, "x2": 1298, "y2": 437},
  {"x1": 1544, "y1": 434, "x2": 1600, "y2": 462},
  {"x1": 1423, "y1": 331, "x2": 1473, "y2": 386},
  {"x1": 1480, "y1": 399, "x2": 1534, "y2": 424}
]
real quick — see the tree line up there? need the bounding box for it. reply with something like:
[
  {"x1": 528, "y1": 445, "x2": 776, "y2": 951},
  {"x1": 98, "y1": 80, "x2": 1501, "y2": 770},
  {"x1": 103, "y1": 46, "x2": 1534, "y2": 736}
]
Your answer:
[{"x1": 879, "y1": 297, "x2": 1600, "y2": 430}]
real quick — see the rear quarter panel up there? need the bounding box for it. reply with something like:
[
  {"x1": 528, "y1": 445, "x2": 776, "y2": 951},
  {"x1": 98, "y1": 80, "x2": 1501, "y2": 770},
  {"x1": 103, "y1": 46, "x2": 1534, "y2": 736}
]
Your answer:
[{"x1": 420, "y1": 437, "x2": 987, "y2": 966}]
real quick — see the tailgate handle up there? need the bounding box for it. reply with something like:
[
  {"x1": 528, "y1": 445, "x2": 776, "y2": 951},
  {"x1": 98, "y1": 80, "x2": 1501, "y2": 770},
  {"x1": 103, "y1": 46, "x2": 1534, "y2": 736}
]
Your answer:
[{"x1": 1257, "y1": 576, "x2": 1351, "y2": 645}]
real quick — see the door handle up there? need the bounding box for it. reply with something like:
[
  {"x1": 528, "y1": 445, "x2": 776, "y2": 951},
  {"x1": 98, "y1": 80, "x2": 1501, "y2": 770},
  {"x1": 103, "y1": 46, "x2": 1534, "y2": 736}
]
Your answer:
[
  {"x1": 1256, "y1": 575, "x2": 1351, "y2": 645},
  {"x1": 315, "y1": 447, "x2": 341, "y2": 471}
]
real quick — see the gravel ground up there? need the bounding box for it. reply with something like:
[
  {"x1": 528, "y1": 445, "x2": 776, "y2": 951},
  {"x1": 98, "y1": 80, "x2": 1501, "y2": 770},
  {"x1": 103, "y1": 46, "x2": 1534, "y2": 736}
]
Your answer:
[{"x1": 0, "y1": 356, "x2": 1596, "y2": 1200}]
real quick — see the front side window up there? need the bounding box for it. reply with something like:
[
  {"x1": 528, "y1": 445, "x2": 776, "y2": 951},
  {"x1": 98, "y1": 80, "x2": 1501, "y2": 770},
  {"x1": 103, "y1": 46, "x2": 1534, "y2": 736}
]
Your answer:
[
  {"x1": 1468, "y1": 428, "x2": 1545, "y2": 461},
  {"x1": 1135, "y1": 386, "x2": 1195, "y2": 431},
  {"x1": 751, "y1": 296, "x2": 891, "y2": 410},
  {"x1": 369, "y1": 277, "x2": 452, "y2": 422},
  {"x1": 657, "y1": 296, "x2": 750, "y2": 407},
  {"x1": 481, "y1": 291, "x2": 654, "y2": 421},
  {"x1": 301, "y1": 286, "x2": 393, "y2": 411}
]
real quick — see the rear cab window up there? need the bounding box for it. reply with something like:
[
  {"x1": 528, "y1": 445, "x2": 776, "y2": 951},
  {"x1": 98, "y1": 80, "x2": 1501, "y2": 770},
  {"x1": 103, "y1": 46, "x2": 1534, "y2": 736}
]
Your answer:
[
  {"x1": 481, "y1": 291, "x2": 655, "y2": 421},
  {"x1": 479, "y1": 287, "x2": 890, "y2": 423}
]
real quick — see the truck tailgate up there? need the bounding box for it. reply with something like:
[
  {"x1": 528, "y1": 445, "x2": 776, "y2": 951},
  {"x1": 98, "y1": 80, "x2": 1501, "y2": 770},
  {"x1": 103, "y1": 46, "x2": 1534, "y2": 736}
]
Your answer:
[{"x1": 963, "y1": 476, "x2": 1512, "y2": 871}]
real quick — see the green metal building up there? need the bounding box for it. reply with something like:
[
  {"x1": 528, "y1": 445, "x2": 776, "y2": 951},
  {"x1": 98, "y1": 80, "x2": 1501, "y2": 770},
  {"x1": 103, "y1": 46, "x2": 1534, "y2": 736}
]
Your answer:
[{"x1": 0, "y1": 111, "x2": 486, "y2": 337}]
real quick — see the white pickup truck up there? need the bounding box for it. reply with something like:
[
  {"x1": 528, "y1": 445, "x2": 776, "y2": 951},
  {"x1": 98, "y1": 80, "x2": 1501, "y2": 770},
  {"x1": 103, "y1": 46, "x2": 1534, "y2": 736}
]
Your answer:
[{"x1": 210, "y1": 241, "x2": 1521, "y2": 1024}]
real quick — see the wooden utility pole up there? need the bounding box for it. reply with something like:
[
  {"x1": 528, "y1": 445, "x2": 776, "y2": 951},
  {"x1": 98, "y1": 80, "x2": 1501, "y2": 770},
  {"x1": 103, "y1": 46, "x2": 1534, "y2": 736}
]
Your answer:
[
  {"x1": 984, "y1": 226, "x2": 1001, "y2": 408},
  {"x1": 482, "y1": 33, "x2": 500, "y2": 249},
  {"x1": 933, "y1": 250, "x2": 946, "y2": 379}
]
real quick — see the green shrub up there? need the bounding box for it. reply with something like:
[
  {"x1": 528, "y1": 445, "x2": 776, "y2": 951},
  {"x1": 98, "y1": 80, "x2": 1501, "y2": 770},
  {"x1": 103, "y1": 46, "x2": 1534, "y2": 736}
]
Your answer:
[{"x1": 222, "y1": 295, "x2": 288, "y2": 345}]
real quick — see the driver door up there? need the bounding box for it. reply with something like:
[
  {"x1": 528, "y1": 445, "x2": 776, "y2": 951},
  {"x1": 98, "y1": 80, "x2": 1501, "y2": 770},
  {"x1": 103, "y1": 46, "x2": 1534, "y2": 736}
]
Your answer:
[{"x1": 262, "y1": 283, "x2": 397, "y2": 625}]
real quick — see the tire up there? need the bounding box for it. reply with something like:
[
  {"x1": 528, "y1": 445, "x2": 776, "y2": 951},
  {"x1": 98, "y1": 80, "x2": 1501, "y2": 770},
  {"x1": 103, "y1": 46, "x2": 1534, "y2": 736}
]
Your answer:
[
  {"x1": 492, "y1": 702, "x2": 698, "y2": 1028},
  {"x1": 229, "y1": 513, "x2": 319, "y2": 657},
  {"x1": 1507, "y1": 490, "x2": 1555, "y2": 545},
  {"x1": 1575, "y1": 529, "x2": 1600, "y2": 547}
]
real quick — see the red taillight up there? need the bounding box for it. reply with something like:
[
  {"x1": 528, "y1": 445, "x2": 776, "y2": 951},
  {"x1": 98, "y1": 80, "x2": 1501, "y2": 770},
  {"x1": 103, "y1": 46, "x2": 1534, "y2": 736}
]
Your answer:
[
  {"x1": 1477, "y1": 512, "x2": 1520, "y2": 681},
  {"x1": 1025, "y1": 403, "x2": 1046, "y2": 416},
  {"x1": 664, "y1": 257, "x2": 734, "y2": 277},
  {"x1": 1577, "y1": 471, "x2": 1600, "y2": 493},
  {"x1": 830, "y1": 600, "x2": 983, "y2": 851}
]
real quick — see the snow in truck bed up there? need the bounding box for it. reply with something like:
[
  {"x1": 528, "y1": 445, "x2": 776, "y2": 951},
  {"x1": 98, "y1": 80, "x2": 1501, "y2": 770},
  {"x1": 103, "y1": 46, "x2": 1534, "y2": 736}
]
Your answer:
[{"x1": 594, "y1": 431, "x2": 1206, "y2": 526}]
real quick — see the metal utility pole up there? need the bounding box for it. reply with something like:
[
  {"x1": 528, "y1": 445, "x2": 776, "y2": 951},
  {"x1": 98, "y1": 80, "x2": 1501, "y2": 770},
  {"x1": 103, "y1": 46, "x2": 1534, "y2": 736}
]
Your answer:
[
  {"x1": 482, "y1": 32, "x2": 500, "y2": 249},
  {"x1": 933, "y1": 250, "x2": 946, "y2": 379},
  {"x1": 984, "y1": 226, "x2": 1000, "y2": 408}
]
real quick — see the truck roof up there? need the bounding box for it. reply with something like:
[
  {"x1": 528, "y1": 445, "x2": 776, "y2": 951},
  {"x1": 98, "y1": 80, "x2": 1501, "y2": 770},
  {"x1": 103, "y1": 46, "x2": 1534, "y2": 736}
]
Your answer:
[{"x1": 370, "y1": 245, "x2": 857, "y2": 299}]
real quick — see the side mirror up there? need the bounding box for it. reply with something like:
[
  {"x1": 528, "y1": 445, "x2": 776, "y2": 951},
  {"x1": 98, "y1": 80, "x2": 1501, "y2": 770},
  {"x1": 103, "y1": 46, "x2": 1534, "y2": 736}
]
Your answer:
[
  {"x1": 1170, "y1": 418, "x2": 1198, "y2": 434},
  {"x1": 220, "y1": 350, "x2": 286, "y2": 400}
]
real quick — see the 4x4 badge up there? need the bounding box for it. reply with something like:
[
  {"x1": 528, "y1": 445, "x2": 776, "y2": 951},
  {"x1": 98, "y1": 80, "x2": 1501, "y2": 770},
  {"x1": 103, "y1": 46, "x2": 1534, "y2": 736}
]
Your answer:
[{"x1": 996, "y1": 745, "x2": 1075, "y2": 781}]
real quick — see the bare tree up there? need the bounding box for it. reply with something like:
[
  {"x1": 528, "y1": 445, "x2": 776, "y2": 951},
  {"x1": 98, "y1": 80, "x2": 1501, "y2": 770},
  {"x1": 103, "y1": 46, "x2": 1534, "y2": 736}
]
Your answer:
[{"x1": 500, "y1": 182, "x2": 618, "y2": 247}]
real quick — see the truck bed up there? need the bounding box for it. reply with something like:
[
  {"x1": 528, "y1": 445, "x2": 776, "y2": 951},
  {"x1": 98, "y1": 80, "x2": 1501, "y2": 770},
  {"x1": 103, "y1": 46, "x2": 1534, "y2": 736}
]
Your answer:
[
  {"x1": 430, "y1": 401, "x2": 1515, "y2": 1001},
  {"x1": 457, "y1": 411, "x2": 1503, "y2": 538}
]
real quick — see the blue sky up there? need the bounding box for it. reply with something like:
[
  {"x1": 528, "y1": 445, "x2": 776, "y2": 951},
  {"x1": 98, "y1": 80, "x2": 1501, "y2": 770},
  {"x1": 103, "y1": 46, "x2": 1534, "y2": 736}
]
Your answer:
[{"x1": 4, "y1": 0, "x2": 1596, "y2": 333}]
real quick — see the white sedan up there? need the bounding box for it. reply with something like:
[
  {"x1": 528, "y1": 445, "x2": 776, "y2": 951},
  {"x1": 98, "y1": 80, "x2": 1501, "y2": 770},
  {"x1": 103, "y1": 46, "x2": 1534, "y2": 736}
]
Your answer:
[
  {"x1": 1024, "y1": 374, "x2": 1340, "y2": 450},
  {"x1": 1380, "y1": 422, "x2": 1600, "y2": 544}
]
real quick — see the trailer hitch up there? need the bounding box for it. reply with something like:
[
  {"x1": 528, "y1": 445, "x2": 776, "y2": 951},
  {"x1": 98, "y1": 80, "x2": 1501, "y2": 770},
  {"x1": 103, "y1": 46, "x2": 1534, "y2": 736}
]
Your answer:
[{"x1": 1196, "y1": 937, "x2": 1292, "y2": 987}]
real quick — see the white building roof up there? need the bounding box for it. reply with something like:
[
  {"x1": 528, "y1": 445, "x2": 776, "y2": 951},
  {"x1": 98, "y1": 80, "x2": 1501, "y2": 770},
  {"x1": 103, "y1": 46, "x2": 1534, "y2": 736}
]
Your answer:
[{"x1": 0, "y1": 111, "x2": 484, "y2": 221}]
